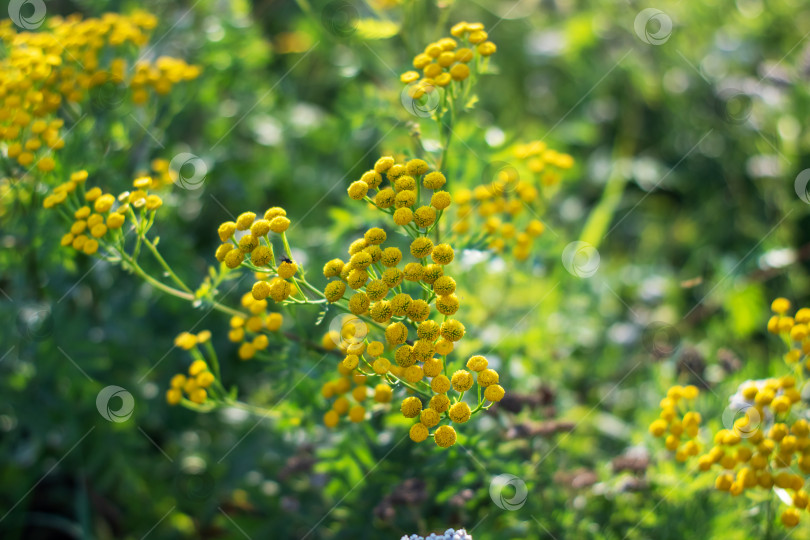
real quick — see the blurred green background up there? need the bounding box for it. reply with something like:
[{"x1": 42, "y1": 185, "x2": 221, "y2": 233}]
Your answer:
[{"x1": 3, "y1": 0, "x2": 810, "y2": 538}]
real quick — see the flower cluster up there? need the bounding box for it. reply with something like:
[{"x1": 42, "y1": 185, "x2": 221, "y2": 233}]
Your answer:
[
  {"x1": 43, "y1": 172, "x2": 164, "y2": 256},
  {"x1": 400, "y1": 21, "x2": 495, "y2": 96},
  {"x1": 166, "y1": 330, "x2": 217, "y2": 406},
  {"x1": 648, "y1": 385, "x2": 701, "y2": 461},
  {"x1": 325, "y1": 156, "x2": 505, "y2": 447},
  {"x1": 651, "y1": 298, "x2": 810, "y2": 528},
  {"x1": 0, "y1": 13, "x2": 199, "y2": 173},
  {"x1": 321, "y1": 320, "x2": 395, "y2": 427},
  {"x1": 452, "y1": 141, "x2": 574, "y2": 260},
  {"x1": 227, "y1": 290, "x2": 284, "y2": 361},
  {"x1": 215, "y1": 208, "x2": 293, "y2": 280}
]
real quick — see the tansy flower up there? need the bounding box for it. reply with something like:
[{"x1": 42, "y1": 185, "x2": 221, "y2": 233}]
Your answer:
[
  {"x1": 410, "y1": 238, "x2": 434, "y2": 259},
  {"x1": 430, "y1": 394, "x2": 451, "y2": 413},
  {"x1": 347, "y1": 180, "x2": 368, "y2": 200},
  {"x1": 236, "y1": 212, "x2": 256, "y2": 230},
  {"x1": 401, "y1": 396, "x2": 422, "y2": 418},
  {"x1": 410, "y1": 423, "x2": 429, "y2": 442},
  {"x1": 434, "y1": 425, "x2": 457, "y2": 448},
  {"x1": 451, "y1": 370, "x2": 473, "y2": 392},
  {"x1": 403, "y1": 262, "x2": 424, "y2": 281},
  {"x1": 449, "y1": 402, "x2": 471, "y2": 423}
]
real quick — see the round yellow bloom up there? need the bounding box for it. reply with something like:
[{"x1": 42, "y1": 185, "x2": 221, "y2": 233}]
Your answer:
[
  {"x1": 431, "y1": 244, "x2": 454, "y2": 265},
  {"x1": 477, "y1": 41, "x2": 497, "y2": 56},
  {"x1": 406, "y1": 299, "x2": 430, "y2": 322},
  {"x1": 323, "y1": 259, "x2": 344, "y2": 277},
  {"x1": 249, "y1": 245, "x2": 271, "y2": 266},
  {"x1": 466, "y1": 355, "x2": 488, "y2": 372},
  {"x1": 94, "y1": 194, "x2": 115, "y2": 212},
  {"x1": 478, "y1": 368, "x2": 499, "y2": 387},
  {"x1": 772, "y1": 297, "x2": 791, "y2": 314},
  {"x1": 436, "y1": 294, "x2": 459, "y2": 316},
  {"x1": 252, "y1": 281, "x2": 271, "y2": 300},
  {"x1": 393, "y1": 208, "x2": 413, "y2": 226},
  {"x1": 265, "y1": 312, "x2": 283, "y2": 331},
  {"x1": 269, "y1": 216, "x2": 290, "y2": 233},
  {"x1": 431, "y1": 375, "x2": 451, "y2": 394},
  {"x1": 423, "y1": 357, "x2": 443, "y2": 377},
  {"x1": 430, "y1": 191, "x2": 451, "y2": 210},
  {"x1": 385, "y1": 322, "x2": 408, "y2": 345},
  {"x1": 440, "y1": 319, "x2": 466, "y2": 342},
  {"x1": 430, "y1": 394, "x2": 450, "y2": 413},
  {"x1": 401, "y1": 71, "x2": 420, "y2": 84},
  {"x1": 450, "y1": 63, "x2": 470, "y2": 81},
  {"x1": 410, "y1": 237, "x2": 434, "y2": 258},
  {"x1": 382, "y1": 268, "x2": 404, "y2": 288},
  {"x1": 449, "y1": 402, "x2": 471, "y2": 423},
  {"x1": 342, "y1": 354, "x2": 359, "y2": 370},
  {"x1": 218, "y1": 221, "x2": 236, "y2": 241},
  {"x1": 277, "y1": 260, "x2": 297, "y2": 279},
  {"x1": 166, "y1": 388, "x2": 182, "y2": 405},
  {"x1": 434, "y1": 425, "x2": 457, "y2": 448},
  {"x1": 370, "y1": 301, "x2": 393, "y2": 323},
  {"x1": 323, "y1": 281, "x2": 346, "y2": 303},
  {"x1": 375, "y1": 156, "x2": 394, "y2": 173},
  {"x1": 410, "y1": 422, "x2": 429, "y2": 442},
  {"x1": 401, "y1": 396, "x2": 423, "y2": 418},
  {"x1": 375, "y1": 188, "x2": 396, "y2": 208},
  {"x1": 374, "y1": 383, "x2": 393, "y2": 403},
  {"x1": 238, "y1": 234, "x2": 259, "y2": 253},
  {"x1": 781, "y1": 508, "x2": 800, "y2": 527},
  {"x1": 236, "y1": 212, "x2": 256, "y2": 230},
  {"x1": 395, "y1": 344, "x2": 415, "y2": 367},
  {"x1": 347, "y1": 180, "x2": 369, "y2": 200},
  {"x1": 250, "y1": 219, "x2": 271, "y2": 237},
  {"x1": 484, "y1": 384, "x2": 505, "y2": 402},
  {"x1": 403, "y1": 263, "x2": 423, "y2": 281},
  {"x1": 413, "y1": 206, "x2": 437, "y2": 228},
  {"x1": 348, "y1": 292, "x2": 370, "y2": 314},
  {"x1": 349, "y1": 405, "x2": 365, "y2": 423},
  {"x1": 451, "y1": 370, "x2": 473, "y2": 392}
]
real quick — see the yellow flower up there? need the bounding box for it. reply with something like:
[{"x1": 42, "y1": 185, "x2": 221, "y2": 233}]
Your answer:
[
  {"x1": 410, "y1": 423, "x2": 429, "y2": 442},
  {"x1": 466, "y1": 355, "x2": 487, "y2": 372},
  {"x1": 434, "y1": 425, "x2": 457, "y2": 448},
  {"x1": 323, "y1": 259, "x2": 345, "y2": 277},
  {"x1": 277, "y1": 260, "x2": 298, "y2": 279},
  {"x1": 324, "y1": 281, "x2": 346, "y2": 302},
  {"x1": 451, "y1": 370, "x2": 473, "y2": 392},
  {"x1": 484, "y1": 384, "x2": 505, "y2": 402},
  {"x1": 374, "y1": 156, "x2": 395, "y2": 173},
  {"x1": 440, "y1": 319, "x2": 466, "y2": 342},
  {"x1": 236, "y1": 212, "x2": 256, "y2": 230},
  {"x1": 430, "y1": 394, "x2": 450, "y2": 413},
  {"x1": 431, "y1": 243, "x2": 454, "y2": 264},
  {"x1": 218, "y1": 221, "x2": 237, "y2": 241},
  {"x1": 375, "y1": 188, "x2": 396, "y2": 208},
  {"x1": 393, "y1": 207, "x2": 413, "y2": 226},
  {"x1": 410, "y1": 237, "x2": 434, "y2": 258},
  {"x1": 266, "y1": 312, "x2": 283, "y2": 331},
  {"x1": 374, "y1": 383, "x2": 393, "y2": 402},
  {"x1": 347, "y1": 180, "x2": 369, "y2": 200},
  {"x1": 431, "y1": 375, "x2": 451, "y2": 394},
  {"x1": 250, "y1": 219, "x2": 272, "y2": 237},
  {"x1": 269, "y1": 216, "x2": 290, "y2": 233},
  {"x1": 449, "y1": 402, "x2": 471, "y2": 423},
  {"x1": 348, "y1": 292, "x2": 370, "y2": 314},
  {"x1": 401, "y1": 396, "x2": 422, "y2": 418},
  {"x1": 430, "y1": 191, "x2": 451, "y2": 210},
  {"x1": 771, "y1": 297, "x2": 791, "y2": 314}
]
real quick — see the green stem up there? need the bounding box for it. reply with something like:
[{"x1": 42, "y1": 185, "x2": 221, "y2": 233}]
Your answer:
[{"x1": 144, "y1": 237, "x2": 193, "y2": 294}]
